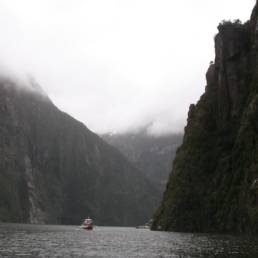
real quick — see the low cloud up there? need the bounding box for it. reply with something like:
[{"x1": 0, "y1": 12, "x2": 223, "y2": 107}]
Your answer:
[{"x1": 0, "y1": 0, "x2": 254, "y2": 135}]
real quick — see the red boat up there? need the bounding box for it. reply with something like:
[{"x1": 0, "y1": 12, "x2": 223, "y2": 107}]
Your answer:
[{"x1": 81, "y1": 217, "x2": 93, "y2": 230}]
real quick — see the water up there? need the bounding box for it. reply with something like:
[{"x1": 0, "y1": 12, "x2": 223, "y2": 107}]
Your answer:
[{"x1": 0, "y1": 223, "x2": 257, "y2": 258}]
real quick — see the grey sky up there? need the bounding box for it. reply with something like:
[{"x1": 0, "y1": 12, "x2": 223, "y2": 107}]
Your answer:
[{"x1": 0, "y1": 0, "x2": 255, "y2": 134}]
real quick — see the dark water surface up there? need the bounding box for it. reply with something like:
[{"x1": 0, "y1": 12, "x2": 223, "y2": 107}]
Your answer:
[{"x1": 0, "y1": 223, "x2": 257, "y2": 258}]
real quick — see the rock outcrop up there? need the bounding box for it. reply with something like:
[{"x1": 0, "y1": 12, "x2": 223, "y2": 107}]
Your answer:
[
  {"x1": 0, "y1": 78, "x2": 157, "y2": 226},
  {"x1": 152, "y1": 1, "x2": 258, "y2": 233}
]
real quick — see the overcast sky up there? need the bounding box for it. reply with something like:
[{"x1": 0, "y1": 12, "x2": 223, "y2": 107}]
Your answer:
[{"x1": 0, "y1": 0, "x2": 255, "y2": 135}]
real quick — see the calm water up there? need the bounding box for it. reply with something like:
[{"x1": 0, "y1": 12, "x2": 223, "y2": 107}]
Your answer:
[{"x1": 0, "y1": 223, "x2": 257, "y2": 258}]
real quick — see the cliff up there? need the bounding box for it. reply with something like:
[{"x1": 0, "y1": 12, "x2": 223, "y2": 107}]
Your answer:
[
  {"x1": 102, "y1": 131, "x2": 182, "y2": 199},
  {"x1": 0, "y1": 77, "x2": 157, "y2": 226},
  {"x1": 152, "y1": 2, "x2": 258, "y2": 233}
]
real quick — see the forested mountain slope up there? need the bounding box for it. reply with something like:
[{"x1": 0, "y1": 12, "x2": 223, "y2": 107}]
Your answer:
[
  {"x1": 152, "y1": 1, "x2": 258, "y2": 233},
  {"x1": 102, "y1": 131, "x2": 182, "y2": 198},
  {"x1": 0, "y1": 78, "x2": 157, "y2": 226}
]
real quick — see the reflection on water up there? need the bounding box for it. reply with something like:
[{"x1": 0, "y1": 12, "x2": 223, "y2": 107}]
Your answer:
[{"x1": 0, "y1": 223, "x2": 257, "y2": 258}]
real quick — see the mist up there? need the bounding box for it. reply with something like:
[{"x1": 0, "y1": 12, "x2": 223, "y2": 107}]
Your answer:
[{"x1": 0, "y1": 0, "x2": 255, "y2": 135}]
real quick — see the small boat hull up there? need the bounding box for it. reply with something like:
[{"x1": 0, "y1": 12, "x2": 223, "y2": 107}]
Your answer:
[{"x1": 82, "y1": 225, "x2": 93, "y2": 230}]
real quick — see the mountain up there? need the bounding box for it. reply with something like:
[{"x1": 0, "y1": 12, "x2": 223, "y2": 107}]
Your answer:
[
  {"x1": 0, "y1": 77, "x2": 157, "y2": 226},
  {"x1": 102, "y1": 131, "x2": 182, "y2": 199},
  {"x1": 152, "y1": 2, "x2": 258, "y2": 233}
]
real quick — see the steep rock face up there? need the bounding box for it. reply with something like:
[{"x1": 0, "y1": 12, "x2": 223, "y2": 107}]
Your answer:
[
  {"x1": 152, "y1": 2, "x2": 258, "y2": 233},
  {"x1": 0, "y1": 78, "x2": 157, "y2": 226},
  {"x1": 102, "y1": 131, "x2": 183, "y2": 199}
]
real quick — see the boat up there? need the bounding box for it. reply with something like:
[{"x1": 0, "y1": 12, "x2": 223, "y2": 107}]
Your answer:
[
  {"x1": 136, "y1": 225, "x2": 149, "y2": 229},
  {"x1": 81, "y1": 217, "x2": 93, "y2": 230},
  {"x1": 136, "y1": 219, "x2": 153, "y2": 229}
]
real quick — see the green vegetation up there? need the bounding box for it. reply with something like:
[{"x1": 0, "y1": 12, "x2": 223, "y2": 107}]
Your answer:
[{"x1": 152, "y1": 4, "x2": 258, "y2": 233}]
